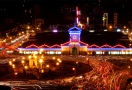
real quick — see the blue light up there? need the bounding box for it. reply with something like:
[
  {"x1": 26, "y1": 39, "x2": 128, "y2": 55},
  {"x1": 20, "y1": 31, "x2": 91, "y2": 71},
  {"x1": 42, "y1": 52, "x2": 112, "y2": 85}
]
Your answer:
[
  {"x1": 87, "y1": 48, "x2": 132, "y2": 51},
  {"x1": 117, "y1": 29, "x2": 121, "y2": 32}
]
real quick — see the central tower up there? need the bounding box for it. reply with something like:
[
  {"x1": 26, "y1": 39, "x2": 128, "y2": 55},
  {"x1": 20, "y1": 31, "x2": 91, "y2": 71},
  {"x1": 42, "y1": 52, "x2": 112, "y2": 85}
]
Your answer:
[{"x1": 68, "y1": 25, "x2": 82, "y2": 54}]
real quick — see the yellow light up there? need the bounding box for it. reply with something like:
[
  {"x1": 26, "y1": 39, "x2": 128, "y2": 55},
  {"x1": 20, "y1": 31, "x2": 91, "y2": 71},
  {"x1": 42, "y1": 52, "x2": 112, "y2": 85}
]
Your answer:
[
  {"x1": 41, "y1": 70, "x2": 44, "y2": 73},
  {"x1": 15, "y1": 72, "x2": 17, "y2": 75},
  {"x1": 9, "y1": 61, "x2": 12, "y2": 65},
  {"x1": 22, "y1": 57, "x2": 25, "y2": 59},
  {"x1": 53, "y1": 57, "x2": 55, "y2": 60},
  {"x1": 24, "y1": 66, "x2": 28, "y2": 69},
  {"x1": 70, "y1": 42, "x2": 79, "y2": 44},
  {"x1": 57, "y1": 58, "x2": 60, "y2": 61},
  {"x1": 27, "y1": 26, "x2": 30, "y2": 29},
  {"x1": 130, "y1": 58, "x2": 132, "y2": 61},
  {"x1": 109, "y1": 26, "x2": 112, "y2": 29},
  {"x1": 28, "y1": 55, "x2": 31, "y2": 59},
  {"x1": 13, "y1": 59, "x2": 15, "y2": 62},
  {"x1": 12, "y1": 64, "x2": 15, "y2": 68},
  {"x1": 76, "y1": 62, "x2": 78, "y2": 64},
  {"x1": 72, "y1": 68, "x2": 75, "y2": 71},
  {"x1": 39, "y1": 49, "x2": 43, "y2": 52},
  {"x1": 128, "y1": 66, "x2": 131, "y2": 68},
  {"x1": 56, "y1": 62, "x2": 59, "y2": 65},
  {"x1": 39, "y1": 59, "x2": 43, "y2": 63},
  {"x1": 34, "y1": 56, "x2": 37, "y2": 59},
  {"x1": 41, "y1": 55, "x2": 44, "y2": 58},
  {"x1": 59, "y1": 60, "x2": 62, "y2": 63},
  {"x1": 21, "y1": 60, "x2": 24, "y2": 64},
  {"x1": 46, "y1": 65, "x2": 49, "y2": 68}
]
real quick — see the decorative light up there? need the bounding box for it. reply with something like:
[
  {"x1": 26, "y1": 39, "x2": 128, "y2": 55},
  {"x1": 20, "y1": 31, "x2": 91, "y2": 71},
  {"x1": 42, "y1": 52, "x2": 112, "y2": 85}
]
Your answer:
[
  {"x1": 53, "y1": 30, "x2": 58, "y2": 33},
  {"x1": 39, "y1": 59, "x2": 43, "y2": 63},
  {"x1": 53, "y1": 57, "x2": 55, "y2": 60},
  {"x1": 72, "y1": 68, "x2": 75, "y2": 70},
  {"x1": 21, "y1": 60, "x2": 24, "y2": 64},
  {"x1": 15, "y1": 72, "x2": 17, "y2": 75},
  {"x1": 56, "y1": 62, "x2": 59, "y2": 65},
  {"x1": 24, "y1": 66, "x2": 28, "y2": 69},
  {"x1": 9, "y1": 61, "x2": 12, "y2": 65},
  {"x1": 46, "y1": 65, "x2": 49, "y2": 68}
]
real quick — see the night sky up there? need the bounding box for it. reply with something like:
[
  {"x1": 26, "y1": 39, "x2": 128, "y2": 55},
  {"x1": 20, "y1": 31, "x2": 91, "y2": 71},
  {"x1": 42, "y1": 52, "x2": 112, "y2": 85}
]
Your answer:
[{"x1": 0, "y1": 0, "x2": 132, "y2": 29}]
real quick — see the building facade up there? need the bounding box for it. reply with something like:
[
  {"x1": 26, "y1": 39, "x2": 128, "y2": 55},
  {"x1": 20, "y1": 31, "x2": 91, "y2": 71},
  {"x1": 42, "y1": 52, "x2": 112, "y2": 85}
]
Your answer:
[{"x1": 18, "y1": 26, "x2": 132, "y2": 55}]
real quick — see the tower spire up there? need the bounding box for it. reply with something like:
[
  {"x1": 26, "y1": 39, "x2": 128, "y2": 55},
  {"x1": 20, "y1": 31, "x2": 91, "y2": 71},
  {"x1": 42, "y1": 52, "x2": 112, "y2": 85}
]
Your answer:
[{"x1": 74, "y1": 23, "x2": 77, "y2": 27}]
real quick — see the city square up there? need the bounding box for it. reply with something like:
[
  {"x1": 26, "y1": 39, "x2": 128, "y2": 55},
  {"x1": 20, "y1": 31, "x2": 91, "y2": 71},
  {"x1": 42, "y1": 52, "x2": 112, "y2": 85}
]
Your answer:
[
  {"x1": 0, "y1": 0, "x2": 132, "y2": 90},
  {"x1": 0, "y1": 25, "x2": 132, "y2": 90}
]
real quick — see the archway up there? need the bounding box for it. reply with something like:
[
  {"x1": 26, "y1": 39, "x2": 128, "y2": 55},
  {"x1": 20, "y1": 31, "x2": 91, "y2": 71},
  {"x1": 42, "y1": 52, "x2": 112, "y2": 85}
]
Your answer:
[{"x1": 72, "y1": 46, "x2": 77, "y2": 54}]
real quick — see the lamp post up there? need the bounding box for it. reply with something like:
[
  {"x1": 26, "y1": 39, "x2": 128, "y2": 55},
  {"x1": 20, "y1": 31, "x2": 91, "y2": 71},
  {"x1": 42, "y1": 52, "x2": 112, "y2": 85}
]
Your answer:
[
  {"x1": 21, "y1": 60, "x2": 25, "y2": 66},
  {"x1": 72, "y1": 67, "x2": 76, "y2": 76},
  {"x1": 14, "y1": 72, "x2": 17, "y2": 79},
  {"x1": 39, "y1": 59, "x2": 43, "y2": 69}
]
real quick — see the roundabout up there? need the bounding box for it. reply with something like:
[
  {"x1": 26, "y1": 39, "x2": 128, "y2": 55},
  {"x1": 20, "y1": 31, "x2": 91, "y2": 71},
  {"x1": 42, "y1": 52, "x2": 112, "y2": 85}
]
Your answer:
[{"x1": 0, "y1": 55, "x2": 92, "y2": 81}]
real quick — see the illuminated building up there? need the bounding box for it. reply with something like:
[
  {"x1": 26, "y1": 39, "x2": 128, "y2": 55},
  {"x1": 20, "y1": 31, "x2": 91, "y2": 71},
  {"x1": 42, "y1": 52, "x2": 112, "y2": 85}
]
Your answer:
[
  {"x1": 113, "y1": 13, "x2": 118, "y2": 28},
  {"x1": 18, "y1": 25, "x2": 132, "y2": 55},
  {"x1": 103, "y1": 13, "x2": 108, "y2": 28}
]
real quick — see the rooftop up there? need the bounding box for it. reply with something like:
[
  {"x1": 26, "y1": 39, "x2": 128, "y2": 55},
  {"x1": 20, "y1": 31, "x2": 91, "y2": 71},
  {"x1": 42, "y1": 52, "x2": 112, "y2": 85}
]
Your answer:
[{"x1": 21, "y1": 31, "x2": 129, "y2": 48}]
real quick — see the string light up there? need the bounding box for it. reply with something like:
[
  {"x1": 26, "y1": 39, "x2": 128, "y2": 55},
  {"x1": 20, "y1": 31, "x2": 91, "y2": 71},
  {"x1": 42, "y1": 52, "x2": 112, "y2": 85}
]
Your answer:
[{"x1": 25, "y1": 42, "x2": 126, "y2": 49}]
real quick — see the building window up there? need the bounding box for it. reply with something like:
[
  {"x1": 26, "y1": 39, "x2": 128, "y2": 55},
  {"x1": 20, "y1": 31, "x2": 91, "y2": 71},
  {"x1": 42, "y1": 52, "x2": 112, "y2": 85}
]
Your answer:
[{"x1": 29, "y1": 10, "x2": 31, "y2": 13}]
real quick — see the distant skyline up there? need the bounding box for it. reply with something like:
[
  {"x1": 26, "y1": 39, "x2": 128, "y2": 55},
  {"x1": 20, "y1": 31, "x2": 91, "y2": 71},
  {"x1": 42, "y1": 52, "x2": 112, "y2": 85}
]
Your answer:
[{"x1": 0, "y1": 0, "x2": 132, "y2": 31}]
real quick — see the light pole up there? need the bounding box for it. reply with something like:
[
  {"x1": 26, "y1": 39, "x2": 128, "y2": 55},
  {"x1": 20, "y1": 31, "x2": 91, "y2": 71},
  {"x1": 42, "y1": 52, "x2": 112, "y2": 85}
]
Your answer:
[
  {"x1": 39, "y1": 59, "x2": 43, "y2": 69},
  {"x1": 14, "y1": 72, "x2": 17, "y2": 79},
  {"x1": 72, "y1": 67, "x2": 76, "y2": 76}
]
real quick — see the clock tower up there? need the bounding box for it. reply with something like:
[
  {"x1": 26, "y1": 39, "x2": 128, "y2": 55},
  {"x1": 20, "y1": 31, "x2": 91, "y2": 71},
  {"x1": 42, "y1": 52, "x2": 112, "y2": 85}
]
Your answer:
[{"x1": 68, "y1": 25, "x2": 82, "y2": 54}]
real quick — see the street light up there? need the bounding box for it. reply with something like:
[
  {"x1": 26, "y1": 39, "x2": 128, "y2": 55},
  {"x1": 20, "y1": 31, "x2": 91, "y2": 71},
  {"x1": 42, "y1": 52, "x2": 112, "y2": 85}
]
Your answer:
[
  {"x1": 13, "y1": 59, "x2": 15, "y2": 62},
  {"x1": 24, "y1": 66, "x2": 28, "y2": 69},
  {"x1": 39, "y1": 59, "x2": 43, "y2": 69},
  {"x1": 14, "y1": 72, "x2": 17, "y2": 79},
  {"x1": 109, "y1": 26, "x2": 112, "y2": 29},
  {"x1": 39, "y1": 59, "x2": 43, "y2": 63},
  {"x1": 59, "y1": 60, "x2": 62, "y2": 63},
  {"x1": 27, "y1": 26, "x2": 30, "y2": 29},
  {"x1": 56, "y1": 62, "x2": 59, "y2": 66},
  {"x1": 21, "y1": 60, "x2": 25, "y2": 64},
  {"x1": 9, "y1": 61, "x2": 12, "y2": 65},
  {"x1": 53, "y1": 57, "x2": 55, "y2": 60},
  {"x1": 72, "y1": 67, "x2": 75, "y2": 71},
  {"x1": 15, "y1": 72, "x2": 17, "y2": 75},
  {"x1": 72, "y1": 68, "x2": 76, "y2": 76},
  {"x1": 46, "y1": 65, "x2": 49, "y2": 68},
  {"x1": 12, "y1": 64, "x2": 15, "y2": 68},
  {"x1": 28, "y1": 55, "x2": 31, "y2": 59},
  {"x1": 22, "y1": 57, "x2": 25, "y2": 59}
]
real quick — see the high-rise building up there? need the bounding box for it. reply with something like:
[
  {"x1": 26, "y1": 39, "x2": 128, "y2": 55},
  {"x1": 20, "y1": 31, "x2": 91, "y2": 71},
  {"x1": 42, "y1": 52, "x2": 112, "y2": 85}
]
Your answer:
[
  {"x1": 113, "y1": 13, "x2": 118, "y2": 28},
  {"x1": 102, "y1": 13, "x2": 108, "y2": 28}
]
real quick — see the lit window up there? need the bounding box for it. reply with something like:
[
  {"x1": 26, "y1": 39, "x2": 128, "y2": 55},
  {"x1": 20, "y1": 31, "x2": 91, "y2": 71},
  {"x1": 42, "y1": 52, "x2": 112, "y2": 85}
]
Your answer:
[
  {"x1": 49, "y1": 51, "x2": 54, "y2": 54},
  {"x1": 29, "y1": 10, "x2": 31, "y2": 13}
]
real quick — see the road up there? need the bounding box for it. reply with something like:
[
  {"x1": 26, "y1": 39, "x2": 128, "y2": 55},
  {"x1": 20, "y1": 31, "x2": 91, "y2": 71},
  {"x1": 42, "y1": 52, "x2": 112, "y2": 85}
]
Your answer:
[{"x1": 0, "y1": 55, "x2": 132, "y2": 89}]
